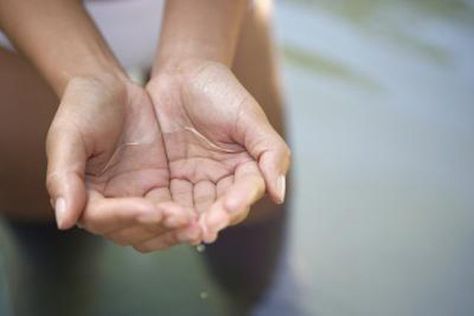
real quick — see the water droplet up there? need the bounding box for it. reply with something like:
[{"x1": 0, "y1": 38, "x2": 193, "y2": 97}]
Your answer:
[
  {"x1": 196, "y1": 244, "x2": 205, "y2": 253},
  {"x1": 200, "y1": 291, "x2": 209, "y2": 300}
]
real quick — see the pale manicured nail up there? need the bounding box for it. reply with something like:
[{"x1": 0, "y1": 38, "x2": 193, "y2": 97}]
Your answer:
[
  {"x1": 278, "y1": 175, "x2": 286, "y2": 204},
  {"x1": 54, "y1": 197, "x2": 66, "y2": 229}
]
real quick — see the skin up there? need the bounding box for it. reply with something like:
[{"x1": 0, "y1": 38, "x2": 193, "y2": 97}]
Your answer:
[
  {"x1": 144, "y1": 60, "x2": 287, "y2": 245},
  {"x1": 0, "y1": 0, "x2": 290, "y2": 251},
  {"x1": 47, "y1": 74, "x2": 202, "y2": 246}
]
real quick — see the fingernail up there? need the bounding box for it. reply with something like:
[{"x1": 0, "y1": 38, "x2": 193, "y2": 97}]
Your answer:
[
  {"x1": 54, "y1": 197, "x2": 66, "y2": 229},
  {"x1": 277, "y1": 175, "x2": 286, "y2": 204}
]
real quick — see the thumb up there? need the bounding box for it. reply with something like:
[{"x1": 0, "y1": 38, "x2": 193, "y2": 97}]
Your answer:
[
  {"x1": 46, "y1": 124, "x2": 87, "y2": 230},
  {"x1": 238, "y1": 100, "x2": 291, "y2": 204}
]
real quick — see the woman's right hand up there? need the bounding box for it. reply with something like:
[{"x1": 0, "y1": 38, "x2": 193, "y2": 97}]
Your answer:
[{"x1": 45, "y1": 74, "x2": 201, "y2": 250}]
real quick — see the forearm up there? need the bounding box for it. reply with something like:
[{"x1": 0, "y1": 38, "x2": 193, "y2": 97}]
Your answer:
[
  {"x1": 0, "y1": 0, "x2": 125, "y2": 95},
  {"x1": 153, "y1": 0, "x2": 248, "y2": 74}
]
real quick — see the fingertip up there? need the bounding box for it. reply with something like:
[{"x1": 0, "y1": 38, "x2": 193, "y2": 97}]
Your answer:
[
  {"x1": 257, "y1": 138, "x2": 291, "y2": 200},
  {"x1": 205, "y1": 209, "x2": 229, "y2": 233},
  {"x1": 260, "y1": 158, "x2": 289, "y2": 205},
  {"x1": 48, "y1": 171, "x2": 87, "y2": 230},
  {"x1": 161, "y1": 204, "x2": 196, "y2": 227},
  {"x1": 199, "y1": 214, "x2": 209, "y2": 240},
  {"x1": 54, "y1": 193, "x2": 83, "y2": 230},
  {"x1": 199, "y1": 213, "x2": 217, "y2": 244},
  {"x1": 54, "y1": 197, "x2": 68, "y2": 230},
  {"x1": 204, "y1": 231, "x2": 219, "y2": 244}
]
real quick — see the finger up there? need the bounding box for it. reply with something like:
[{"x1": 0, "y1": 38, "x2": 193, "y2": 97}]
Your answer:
[
  {"x1": 193, "y1": 180, "x2": 216, "y2": 215},
  {"x1": 79, "y1": 193, "x2": 160, "y2": 234},
  {"x1": 133, "y1": 223, "x2": 201, "y2": 253},
  {"x1": 201, "y1": 162, "x2": 265, "y2": 242},
  {"x1": 237, "y1": 98, "x2": 291, "y2": 204},
  {"x1": 145, "y1": 187, "x2": 172, "y2": 203},
  {"x1": 103, "y1": 202, "x2": 196, "y2": 246},
  {"x1": 159, "y1": 202, "x2": 197, "y2": 227},
  {"x1": 200, "y1": 200, "x2": 229, "y2": 244},
  {"x1": 224, "y1": 162, "x2": 265, "y2": 225},
  {"x1": 46, "y1": 125, "x2": 87, "y2": 230},
  {"x1": 170, "y1": 179, "x2": 194, "y2": 208},
  {"x1": 216, "y1": 175, "x2": 233, "y2": 198},
  {"x1": 224, "y1": 162, "x2": 265, "y2": 218},
  {"x1": 229, "y1": 206, "x2": 251, "y2": 227},
  {"x1": 146, "y1": 188, "x2": 196, "y2": 227},
  {"x1": 199, "y1": 176, "x2": 231, "y2": 242},
  {"x1": 105, "y1": 225, "x2": 159, "y2": 246},
  {"x1": 257, "y1": 138, "x2": 291, "y2": 204}
]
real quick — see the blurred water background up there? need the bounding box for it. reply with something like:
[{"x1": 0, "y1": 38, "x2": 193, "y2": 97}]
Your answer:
[
  {"x1": 1, "y1": 0, "x2": 474, "y2": 315},
  {"x1": 278, "y1": 0, "x2": 474, "y2": 315}
]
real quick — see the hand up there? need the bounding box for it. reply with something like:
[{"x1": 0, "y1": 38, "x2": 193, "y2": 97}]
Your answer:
[
  {"x1": 46, "y1": 74, "x2": 201, "y2": 251},
  {"x1": 147, "y1": 60, "x2": 291, "y2": 243}
]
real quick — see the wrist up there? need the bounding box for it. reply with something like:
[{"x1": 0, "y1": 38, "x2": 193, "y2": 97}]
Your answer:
[
  {"x1": 53, "y1": 55, "x2": 128, "y2": 97},
  {"x1": 150, "y1": 58, "x2": 228, "y2": 81},
  {"x1": 62, "y1": 71, "x2": 131, "y2": 104}
]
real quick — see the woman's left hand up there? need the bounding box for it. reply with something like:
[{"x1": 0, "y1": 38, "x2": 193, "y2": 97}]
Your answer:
[{"x1": 145, "y1": 60, "x2": 291, "y2": 244}]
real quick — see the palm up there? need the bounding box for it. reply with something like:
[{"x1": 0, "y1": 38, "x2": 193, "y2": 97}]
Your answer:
[
  {"x1": 147, "y1": 63, "x2": 266, "y2": 241},
  {"x1": 49, "y1": 77, "x2": 193, "y2": 239},
  {"x1": 84, "y1": 83, "x2": 171, "y2": 203}
]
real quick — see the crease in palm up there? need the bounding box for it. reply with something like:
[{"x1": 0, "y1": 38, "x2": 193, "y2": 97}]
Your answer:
[{"x1": 78, "y1": 66, "x2": 266, "y2": 247}]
